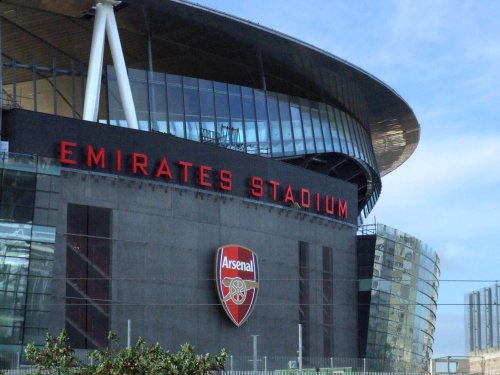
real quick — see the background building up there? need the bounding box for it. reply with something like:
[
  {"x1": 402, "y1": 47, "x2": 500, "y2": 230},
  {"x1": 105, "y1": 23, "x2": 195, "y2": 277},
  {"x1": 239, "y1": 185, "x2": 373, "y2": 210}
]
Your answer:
[
  {"x1": 466, "y1": 283, "x2": 500, "y2": 353},
  {"x1": 0, "y1": 0, "x2": 436, "y2": 371},
  {"x1": 463, "y1": 283, "x2": 500, "y2": 374}
]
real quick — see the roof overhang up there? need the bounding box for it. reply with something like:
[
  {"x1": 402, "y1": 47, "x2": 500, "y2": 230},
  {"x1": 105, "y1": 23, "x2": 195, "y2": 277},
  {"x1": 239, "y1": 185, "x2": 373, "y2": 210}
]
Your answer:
[{"x1": 0, "y1": 0, "x2": 419, "y2": 175}]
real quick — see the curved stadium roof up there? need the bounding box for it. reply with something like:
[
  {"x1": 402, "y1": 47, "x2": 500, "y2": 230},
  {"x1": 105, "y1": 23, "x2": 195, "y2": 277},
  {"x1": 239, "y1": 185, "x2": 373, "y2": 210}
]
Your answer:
[{"x1": 0, "y1": 0, "x2": 419, "y2": 176}]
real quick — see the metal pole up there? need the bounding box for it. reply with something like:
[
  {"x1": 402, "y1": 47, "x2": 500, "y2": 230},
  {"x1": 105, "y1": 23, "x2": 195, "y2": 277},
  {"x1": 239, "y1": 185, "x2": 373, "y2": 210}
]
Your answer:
[
  {"x1": 298, "y1": 323, "x2": 303, "y2": 373},
  {"x1": 447, "y1": 356, "x2": 450, "y2": 375},
  {"x1": 330, "y1": 357, "x2": 333, "y2": 369},
  {"x1": 83, "y1": 2, "x2": 107, "y2": 122},
  {"x1": 104, "y1": 3, "x2": 138, "y2": 129},
  {"x1": 252, "y1": 335, "x2": 258, "y2": 374},
  {"x1": 363, "y1": 357, "x2": 366, "y2": 375},
  {"x1": 264, "y1": 355, "x2": 267, "y2": 373},
  {"x1": 127, "y1": 319, "x2": 132, "y2": 349},
  {"x1": 230, "y1": 355, "x2": 233, "y2": 373},
  {"x1": 16, "y1": 351, "x2": 20, "y2": 369}
]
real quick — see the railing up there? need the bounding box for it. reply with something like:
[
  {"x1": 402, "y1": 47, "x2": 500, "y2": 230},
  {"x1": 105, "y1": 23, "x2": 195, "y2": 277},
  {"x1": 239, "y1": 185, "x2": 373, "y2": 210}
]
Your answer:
[{"x1": 0, "y1": 152, "x2": 60, "y2": 176}]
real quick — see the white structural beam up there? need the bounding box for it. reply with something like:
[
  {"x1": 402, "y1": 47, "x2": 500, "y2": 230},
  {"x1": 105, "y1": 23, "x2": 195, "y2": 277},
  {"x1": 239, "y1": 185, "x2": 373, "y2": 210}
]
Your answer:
[
  {"x1": 83, "y1": 1, "x2": 138, "y2": 130},
  {"x1": 83, "y1": 2, "x2": 106, "y2": 123},
  {"x1": 103, "y1": 4, "x2": 138, "y2": 129}
]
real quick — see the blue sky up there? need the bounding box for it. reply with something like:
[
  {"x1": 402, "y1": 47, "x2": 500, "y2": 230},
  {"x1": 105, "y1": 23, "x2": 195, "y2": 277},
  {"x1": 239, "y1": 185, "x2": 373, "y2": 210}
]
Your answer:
[{"x1": 192, "y1": 0, "x2": 500, "y2": 357}]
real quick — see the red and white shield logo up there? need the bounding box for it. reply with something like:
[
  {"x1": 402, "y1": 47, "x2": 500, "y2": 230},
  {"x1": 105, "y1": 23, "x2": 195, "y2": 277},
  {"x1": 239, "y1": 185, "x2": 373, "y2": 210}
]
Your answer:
[{"x1": 215, "y1": 245, "x2": 259, "y2": 327}]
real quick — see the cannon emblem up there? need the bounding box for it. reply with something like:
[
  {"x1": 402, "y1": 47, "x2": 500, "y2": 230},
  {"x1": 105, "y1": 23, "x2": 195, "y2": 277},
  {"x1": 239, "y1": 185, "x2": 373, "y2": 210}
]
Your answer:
[{"x1": 215, "y1": 245, "x2": 259, "y2": 327}]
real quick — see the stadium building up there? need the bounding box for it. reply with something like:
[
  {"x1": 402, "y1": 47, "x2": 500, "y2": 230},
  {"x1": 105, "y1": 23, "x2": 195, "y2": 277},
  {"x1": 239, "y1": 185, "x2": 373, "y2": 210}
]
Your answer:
[{"x1": 0, "y1": 0, "x2": 439, "y2": 371}]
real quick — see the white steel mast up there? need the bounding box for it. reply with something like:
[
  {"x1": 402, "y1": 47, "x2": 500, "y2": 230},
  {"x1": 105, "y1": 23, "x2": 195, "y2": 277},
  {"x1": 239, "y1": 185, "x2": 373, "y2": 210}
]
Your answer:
[{"x1": 83, "y1": 0, "x2": 138, "y2": 129}]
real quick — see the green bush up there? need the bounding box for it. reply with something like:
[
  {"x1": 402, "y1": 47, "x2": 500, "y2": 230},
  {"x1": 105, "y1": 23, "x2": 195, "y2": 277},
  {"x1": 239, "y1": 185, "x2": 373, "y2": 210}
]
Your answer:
[{"x1": 25, "y1": 331, "x2": 227, "y2": 375}]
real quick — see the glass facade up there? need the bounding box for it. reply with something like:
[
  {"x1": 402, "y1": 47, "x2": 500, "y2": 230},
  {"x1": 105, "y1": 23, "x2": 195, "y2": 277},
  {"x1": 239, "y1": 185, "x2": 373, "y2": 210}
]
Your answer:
[
  {"x1": 357, "y1": 224, "x2": 440, "y2": 372},
  {"x1": 1, "y1": 53, "x2": 381, "y2": 216},
  {"x1": 0, "y1": 154, "x2": 59, "y2": 348},
  {"x1": 466, "y1": 283, "x2": 500, "y2": 352},
  {"x1": 107, "y1": 66, "x2": 377, "y2": 167}
]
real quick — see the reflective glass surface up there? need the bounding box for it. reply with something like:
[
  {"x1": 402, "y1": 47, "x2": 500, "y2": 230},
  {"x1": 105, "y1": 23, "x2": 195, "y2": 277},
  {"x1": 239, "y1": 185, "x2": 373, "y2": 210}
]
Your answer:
[
  {"x1": 0, "y1": 161, "x2": 58, "y2": 346},
  {"x1": 363, "y1": 224, "x2": 440, "y2": 372},
  {"x1": 106, "y1": 66, "x2": 377, "y2": 170}
]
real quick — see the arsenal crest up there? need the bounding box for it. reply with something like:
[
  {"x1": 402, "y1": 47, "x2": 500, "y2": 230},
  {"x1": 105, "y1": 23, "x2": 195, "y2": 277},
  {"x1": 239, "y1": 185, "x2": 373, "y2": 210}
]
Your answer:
[{"x1": 215, "y1": 245, "x2": 259, "y2": 327}]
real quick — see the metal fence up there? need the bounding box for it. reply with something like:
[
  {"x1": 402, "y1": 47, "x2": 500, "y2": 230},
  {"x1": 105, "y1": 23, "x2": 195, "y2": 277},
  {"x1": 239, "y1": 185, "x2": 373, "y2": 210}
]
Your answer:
[{"x1": 4, "y1": 370, "x2": 500, "y2": 375}]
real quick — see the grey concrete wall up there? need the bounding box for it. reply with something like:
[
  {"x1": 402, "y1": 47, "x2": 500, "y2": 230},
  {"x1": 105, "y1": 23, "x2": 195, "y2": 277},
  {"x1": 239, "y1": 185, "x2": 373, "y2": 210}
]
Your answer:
[{"x1": 50, "y1": 170, "x2": 359, "y2": 364}]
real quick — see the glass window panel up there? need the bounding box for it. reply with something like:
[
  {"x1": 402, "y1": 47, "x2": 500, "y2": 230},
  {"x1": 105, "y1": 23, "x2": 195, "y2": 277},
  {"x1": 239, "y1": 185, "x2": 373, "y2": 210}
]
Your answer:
[
  {"x1": 199, "y1": 79, "x2": 213, "y2": 90},
  {"x1": 166, "y1": 73, "x2": 182, "y2": 85},
  {"x1": 340, "y1": 111, "x2": 354, "y2": 155},
  {"x1": 128, "y1": 68, "x2": 146, "y2": 81},
  {"x1": 183, "y1": 87, "x2": 200, "y2": 116},
  {"x1": 254, "y1": 90, "x2": 267, "y2": 120},
  {"x1": 185, "y1": 117, "x2": 200, "y2": 141},
  {"x1": 242, "y1": 96, "x2": 255, "y2": 121},
  {"x1": 346, "y1": 115, "x2": 360, "y2": 158},
  {"x1": 332, "y1": 108, "x2": 347, "y2": 153},
  {"x1": 229, "y1": 94, "x2": 242, "y2": 119},
  {"x1": 325, "y1": 106, "x2": 339, "y2": 152},
  {"x1": 0, "y1": 256, "x2": 29, "y2": 275},
  {"x1": 0, "y1": 222, "x2": 32, "y2": 241},
  {"x1": 3, "y1": 156, "x2": 36, "y2": 175},
  {"x1": 130, "y1": 81, "x2": 149, "y2": 131},
  {"x1": 357, "y1": 125, "x2": 369, "y2": 164},
  {"x1": 300, "y1": 103, "x2": 315, "y2": 153},
  {"x1": 257, "y1": 120, "x2": 269, "y2": 155},
  {"x1": 200, "y1": 119, "x2": 215, "y2": 134},
  {"x1": 353, "y1": 122, "x2": 365, "y2": 161},
  {"x1": 266, "y1": 93, "x2": 283, "y2": 157},
  {"x1": 151, "y1": 71, "x2": 164, "y2": 83},
  {"x1": 290, "y1": 104, "x2": 305, "y2": 154},
  {"x1": 17, "y1": 73, "x2": 34, "y2": 112},
  {"x1": 182, "y1": 76, "x2": 197, "y2": 88},
  {"x1": 200, "y1": 90, "x2": 215, "y2": 117},
  {"x1": 1, "y1": 187, "x2": 35, "y2": 207},
  {"x1": 278, "y1": 94, "x2": 294, "y2": 156},
  {"x1": 28, "y1": 259, "x2": 54, "y2": 278},
  {"x1": 311, "y1": 109, "x2": 325, "y2": 153},
  {"x1": 0, "y1": 322, "x2": 23, "y2": 344},
  {"x1": 213, "y1": 81, "x2": 227, "y2": 93},
  {"x1": 151, "y1": 83, "x2": 167, "y2": 133},
  {"x1": 0, "y1": 290, "x2": 25, "y2": 308},
  {"x1": 244, "y1": 121, "x2": 257, "y2": 154},
  {"x1": 169, "y1": 114, "x2": 185, "y2": 138},
  {"x1": 30, "y1": 242, "x2": 54, "y2": 261},
  {"x1": 31, "y1": 226, "x2": 55, "y2": 244},
  {"x1": 215, "y1": 92, "x2": 229, "y2": 119},
  {"x1": 3, "y1": 170, "x2": 36, "y2": 190},
  {"x1": 167, "y1": 85, "x2": 183, "y2": 115},
  {"x1": 319, "y1": 106, "x2": 334, "y2": 152},
  {"x1": 223, "y1": 121, "x2": 242, "y2": 147},
  {"x1": 241, "y1": 86, "x2": 253, "y2": 97},
  {"x1": 0, "y1": 240, "x2": 29, "y2": 258},
  {"x1": 228, "y1": 84, "x2": 240, "y2": 95}
]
